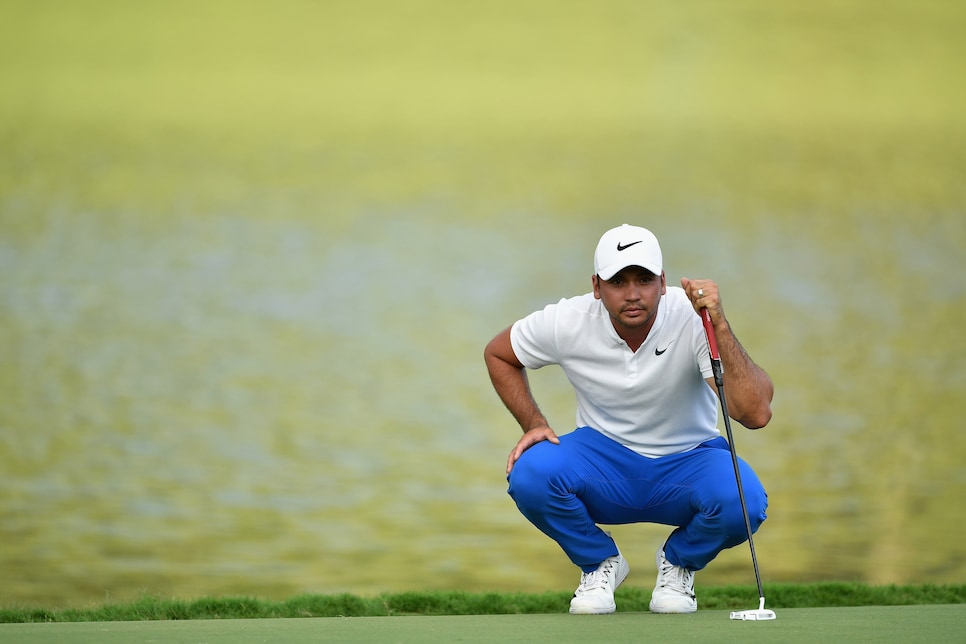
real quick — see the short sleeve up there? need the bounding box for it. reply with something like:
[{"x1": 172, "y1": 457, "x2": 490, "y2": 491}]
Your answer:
[{"x1": 509, "y1": 300, "x2": 564, "y2": 370}]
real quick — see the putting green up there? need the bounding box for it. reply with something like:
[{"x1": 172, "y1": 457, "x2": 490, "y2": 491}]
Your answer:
[{"x1": 2, "y1": 605, "x2": 963, "y2": 643}]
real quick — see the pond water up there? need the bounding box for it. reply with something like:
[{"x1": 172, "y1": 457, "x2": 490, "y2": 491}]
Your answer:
[
  {"x1": 2, "y1": 0, "x2": 964, "y2": 609},
  {"x1": 2, "y1": 206, "x2": 962, "y2": 608}
]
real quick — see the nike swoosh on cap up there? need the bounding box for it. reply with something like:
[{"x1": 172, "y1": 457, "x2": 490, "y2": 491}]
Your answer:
[{"x1": 616, "y1": 240, "x2": 643, "y2": 251}]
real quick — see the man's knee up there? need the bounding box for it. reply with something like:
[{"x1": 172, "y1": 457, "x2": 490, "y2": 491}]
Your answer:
[
  {"x1": 507, "y1": 444, "x2": 566, "y2": 507},
  {"x1": 719, "y1": 485, "x2": 768, "y2": 537}
]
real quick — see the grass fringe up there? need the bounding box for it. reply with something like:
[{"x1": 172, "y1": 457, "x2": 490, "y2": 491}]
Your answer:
[{"x1": 2, "y1": 583, "x2": 964, "y2": 623}]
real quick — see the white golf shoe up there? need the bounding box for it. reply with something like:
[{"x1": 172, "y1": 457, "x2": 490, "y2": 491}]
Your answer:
[
  {"x1": 649, "y1": 547, "x2": 697, "y2": 614},
  {"x1": 569, "y1": 552, "x2": 630, "y2": 614}
]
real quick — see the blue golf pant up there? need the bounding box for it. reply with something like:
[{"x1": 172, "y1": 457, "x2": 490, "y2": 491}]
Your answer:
[{"x1": 507, "y1": 427, "x2": 768, "y2": 573}]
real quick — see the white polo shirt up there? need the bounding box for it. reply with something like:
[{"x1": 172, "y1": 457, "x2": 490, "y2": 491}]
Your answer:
[{"x1": 510, "y1": 286, "x2": 720, "y2": 458}]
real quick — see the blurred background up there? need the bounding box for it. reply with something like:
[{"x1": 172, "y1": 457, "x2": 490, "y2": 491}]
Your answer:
[{"x1": 1, "y1": 0, "x2": 964, "y2": 608}]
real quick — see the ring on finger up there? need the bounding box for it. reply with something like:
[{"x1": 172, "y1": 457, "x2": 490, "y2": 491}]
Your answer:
[{"x1": 697, "y1": 288, "x2": 704, "y2": 297}]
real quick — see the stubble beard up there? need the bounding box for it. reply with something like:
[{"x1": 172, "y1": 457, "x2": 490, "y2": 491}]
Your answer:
[{"x1": 614, "y1": 306, "x2": 655, "y2": 331}]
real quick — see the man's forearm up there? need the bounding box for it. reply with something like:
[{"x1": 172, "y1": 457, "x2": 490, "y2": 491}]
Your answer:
[
  {"x1": 713, "y1": 320, "x2": 773, "y2": 428},
  {"x1": 485, "y1": 357, "x2": 549, "y2": 432}
]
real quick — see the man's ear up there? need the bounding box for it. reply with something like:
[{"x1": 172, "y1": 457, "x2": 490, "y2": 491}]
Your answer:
[
  {"x1": 592, "y1": 274, "x2": 601, "y2": 299},
  {"x1": 661, "y1": 271, "x2": 667, "y2": 295}
]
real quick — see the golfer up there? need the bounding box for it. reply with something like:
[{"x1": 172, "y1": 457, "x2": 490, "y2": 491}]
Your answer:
[{"x1": 484, "y1": 224, "x2": 773, "y2": 614}]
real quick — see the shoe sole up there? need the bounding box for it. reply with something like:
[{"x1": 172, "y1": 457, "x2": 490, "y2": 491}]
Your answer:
[{"x1": 649, "y1": 601, "x2": 697, "y2": 614}]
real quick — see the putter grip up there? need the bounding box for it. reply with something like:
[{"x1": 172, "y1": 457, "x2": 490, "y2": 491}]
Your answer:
[{"x1": 700, "y1": 308, "x2": 720, "y2": 361}]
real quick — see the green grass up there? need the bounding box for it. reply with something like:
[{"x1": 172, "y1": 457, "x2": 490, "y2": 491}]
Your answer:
[
  {"x1": 4, "y1": 606, "x2": 965, "y2": 644},
  {"x1": 3, "y1": 583, "x2": 964, "y2": 623}
]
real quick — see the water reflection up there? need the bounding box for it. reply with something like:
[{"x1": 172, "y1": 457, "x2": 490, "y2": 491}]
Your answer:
[{"x1": 1, "y1": 210, "x2": 963, "y2": 607}]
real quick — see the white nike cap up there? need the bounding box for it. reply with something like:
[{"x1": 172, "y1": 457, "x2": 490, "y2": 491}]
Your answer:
[{"x1": 593, "y1": 224, "x2": 663, "y2": 280}]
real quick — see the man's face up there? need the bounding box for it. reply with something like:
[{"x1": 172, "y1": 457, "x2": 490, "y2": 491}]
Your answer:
[{"x1": 593, "y1": 266, "x2": 667, "y2": 333}]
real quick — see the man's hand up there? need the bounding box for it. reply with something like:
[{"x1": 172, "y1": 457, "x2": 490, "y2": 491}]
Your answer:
[
  {"x1": 507, "y1": 426, "x2": 560, "y2": 474},
  {"x1": 681, "y1": 276, "x2": 722, "y2": 322}
]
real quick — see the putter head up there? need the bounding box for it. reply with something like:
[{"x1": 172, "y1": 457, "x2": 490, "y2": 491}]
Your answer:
[
  {"x1": 730, "y1": 609, "x2": 776, "y2": 621},
  {"x1": 729, "y1": 597, "x2": 776, "y2": 621}
]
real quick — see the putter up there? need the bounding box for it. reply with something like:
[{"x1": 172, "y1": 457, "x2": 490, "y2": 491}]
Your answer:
[{"x1": 701, "y1": 308, "x2": 777, "y2": 621}]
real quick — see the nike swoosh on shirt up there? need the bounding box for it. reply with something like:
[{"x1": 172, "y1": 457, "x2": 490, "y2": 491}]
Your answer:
[
  {"x1": 655, "y1": 341, "x2": 674, "y2": 356},
  {"x1": 616, "y1": 240, "x2": 643, "y2": 251}
]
